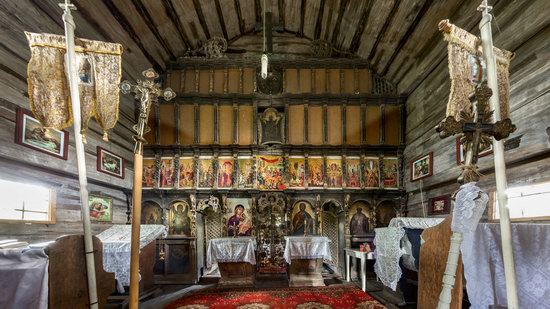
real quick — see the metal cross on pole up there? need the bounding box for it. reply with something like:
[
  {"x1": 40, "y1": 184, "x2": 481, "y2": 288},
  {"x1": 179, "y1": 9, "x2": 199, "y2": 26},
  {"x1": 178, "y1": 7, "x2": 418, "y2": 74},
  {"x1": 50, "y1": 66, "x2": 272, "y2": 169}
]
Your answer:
[{"x1": 120, "y1": 69, "x2": 175, "y2": 309}]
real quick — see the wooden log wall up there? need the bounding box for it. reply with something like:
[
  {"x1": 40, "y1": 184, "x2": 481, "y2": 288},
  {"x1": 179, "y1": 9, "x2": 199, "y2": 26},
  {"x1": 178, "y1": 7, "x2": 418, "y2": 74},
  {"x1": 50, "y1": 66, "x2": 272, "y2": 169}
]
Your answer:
[{"x1": 403, "y1": 0, "x2": 550, "y2": 218}]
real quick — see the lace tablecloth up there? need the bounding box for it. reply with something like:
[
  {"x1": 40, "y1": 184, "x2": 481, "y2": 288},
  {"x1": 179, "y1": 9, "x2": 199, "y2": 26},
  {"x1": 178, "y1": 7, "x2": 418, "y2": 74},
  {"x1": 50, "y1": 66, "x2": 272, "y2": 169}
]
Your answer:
[
  {"x1": 462, "y1": 223, "x2": 550, "y2": 309},
  {"x1": 389, "y1": 217, "x2": 444, "y2": 230},
  {"x1": 96, "y1": 224, "x2": 167, "y2": 292},
  {"x1": 283, "y1": 236, "x2": 331, "y2": 264},
  {"x1": 0, "y1": 248, "x2": 48, "y2": 309},
  {"x1": 206, "y1": 237, "x2": 257, "y2": 268}
]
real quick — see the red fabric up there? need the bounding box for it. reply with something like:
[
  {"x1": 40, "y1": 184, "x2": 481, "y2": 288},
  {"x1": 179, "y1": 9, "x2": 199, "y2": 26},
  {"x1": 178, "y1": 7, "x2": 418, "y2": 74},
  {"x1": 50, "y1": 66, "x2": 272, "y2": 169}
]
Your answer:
[{"x1": 164, "y1": 285, "x2": 387, "y2": 309}]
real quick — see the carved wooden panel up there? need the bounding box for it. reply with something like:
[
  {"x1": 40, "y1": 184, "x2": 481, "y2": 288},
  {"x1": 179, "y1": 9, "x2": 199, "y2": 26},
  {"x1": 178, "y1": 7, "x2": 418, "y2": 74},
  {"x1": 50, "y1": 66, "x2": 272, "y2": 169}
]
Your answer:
[
  {"x1": 183, "y1": 69, "x2": 196, "y2": 93},
  {"x1": 385, "y1": 105, "x2": 401, "y2": 146},
  {"x1": 328, "y1": 69, "x2": 340, "y2": 93},
  {"x1": 327, "y1": 105, "x2": 342, "y2": 145},
  {"x1": 144, "y1": 104, "x2": 157, "y2": 144},
  {"x1": 299, "y1": 68, "x2": 311, "y2": 93},
  {"x1": 242, "y1": 68, "x2": 255, "y2": 94},
  {"x1": 346, "y1": 105, "x2": 361, "y2": 145},
  {"x1": 199, "y1": 105, "x2": 214, "y2": 144},
  {"x1": 314, "y1": 68, "x2": 326, "y2": 93},
  {"x1": 285, "y1": 68, "x2": 299, "y2": 93},
  {"x1": 308, "y1": 105, "x2": 323, "y2": 145},
  {"x1": 343, "y1": 69, "x2": 355, "y2": 93},
  {"x1": 365, "y1": 105, "x2": 381, "y2": 144},
  {"x1": 159, "y1": 104, "x2": 175, "y2": 145},
  {"x1": 213, "y1": 69, "x2": 225, "y2": 93},
  {"x1": 199, "y1": 69, "x2": 210, "y2": 93},
  {"x1": 179, "y1": 104, "x2": 195, "y2": 145},
  {"x1": 238, "y1": 105, "x2": 254, "y2": 145},
  {"x1": 288, "y1": 105, "x2": 304, "y2": 145},
  {"x1": 219, "y1": 105, "x2": 234, "y2": 145},
  {"x1": 322, "y1": 211, "x2": 339, "y2": 267},
  {"x1": 228, "y1": 69, "x2": 240, "y2": 93}
]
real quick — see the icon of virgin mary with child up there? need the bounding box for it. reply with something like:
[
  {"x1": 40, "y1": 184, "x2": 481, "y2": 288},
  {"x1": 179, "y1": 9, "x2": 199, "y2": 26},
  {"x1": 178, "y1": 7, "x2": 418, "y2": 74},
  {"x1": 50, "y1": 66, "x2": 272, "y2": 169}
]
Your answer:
[{"x1": 226, "y1": 204, "x2": 252, "y2": 236}]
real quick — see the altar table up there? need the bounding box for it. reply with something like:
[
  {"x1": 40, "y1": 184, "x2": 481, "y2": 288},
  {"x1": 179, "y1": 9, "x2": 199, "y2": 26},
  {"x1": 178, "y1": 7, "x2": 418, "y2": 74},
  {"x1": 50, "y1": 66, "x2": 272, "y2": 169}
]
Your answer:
[
  {"x1": 283, "y1": 236, "x2": 331, "y2": 287},
  {"x1": 344, "y1": 248, "x2": 375, "y2": 292},
  {"x1": 207, "y1": 237, "x2": 257, "y2": 287}
]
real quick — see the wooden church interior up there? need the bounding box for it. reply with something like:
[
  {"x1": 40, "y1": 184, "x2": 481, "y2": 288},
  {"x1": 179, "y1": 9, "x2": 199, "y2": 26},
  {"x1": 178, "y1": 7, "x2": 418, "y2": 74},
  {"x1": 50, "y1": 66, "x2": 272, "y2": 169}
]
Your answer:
[{"x1": 0, "y1": 0, "x2": 548, "y2": 308}]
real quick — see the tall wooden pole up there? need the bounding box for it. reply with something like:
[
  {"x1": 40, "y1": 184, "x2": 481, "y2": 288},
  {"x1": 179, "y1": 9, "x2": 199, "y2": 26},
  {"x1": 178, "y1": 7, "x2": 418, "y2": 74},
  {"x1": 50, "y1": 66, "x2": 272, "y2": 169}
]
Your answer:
[
  {"x1": 120, "y1": 69, "x2": 175, "y2": 309},
  {"x1": 478, "y1": 1, "x2": 519, "y2": 307},
  {"x1": 60, "y1": 1, "x2": 99, "y2": 308}
]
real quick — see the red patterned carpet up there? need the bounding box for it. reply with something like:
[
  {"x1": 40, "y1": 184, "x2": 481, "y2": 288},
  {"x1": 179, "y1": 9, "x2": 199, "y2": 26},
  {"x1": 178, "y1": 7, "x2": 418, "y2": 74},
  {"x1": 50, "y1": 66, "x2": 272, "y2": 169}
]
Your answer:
[{"x1": 164, "y1": 285, "x2": 387, "y2": 309}]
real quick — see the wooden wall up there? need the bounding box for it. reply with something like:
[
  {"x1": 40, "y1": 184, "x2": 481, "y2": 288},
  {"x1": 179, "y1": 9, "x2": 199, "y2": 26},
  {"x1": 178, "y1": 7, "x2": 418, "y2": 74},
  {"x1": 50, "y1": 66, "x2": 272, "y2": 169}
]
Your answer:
[{"x1": 403, "y1": 0, "x2": 550, "y2": 217}]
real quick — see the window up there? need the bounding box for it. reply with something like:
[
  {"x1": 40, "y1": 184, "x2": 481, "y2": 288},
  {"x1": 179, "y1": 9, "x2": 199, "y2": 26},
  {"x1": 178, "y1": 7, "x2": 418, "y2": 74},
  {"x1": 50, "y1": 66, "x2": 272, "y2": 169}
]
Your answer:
[
  {"x1": 492, "y1": 181, "x2": 550, "y2": 221},
  {"x1": 0, "y1": 179, "x2": 55, "y2": 223}
]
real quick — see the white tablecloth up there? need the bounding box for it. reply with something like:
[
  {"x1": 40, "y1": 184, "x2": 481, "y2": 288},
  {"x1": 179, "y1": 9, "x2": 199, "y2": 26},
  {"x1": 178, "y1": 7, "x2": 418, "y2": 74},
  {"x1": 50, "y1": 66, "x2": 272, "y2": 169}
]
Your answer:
[
  {"x1": 206, "y1": 237, "x2": 257, "y2": 268},
  {"x1": 96, "y1": 224, "x2": 167, "y2": 292},
  {"x1": 388, "y1": 217, "x2": 444, "y2": 230},
  {"x1": 0, "y1": 248, "x2": 48, "y2": 309},
  {"x1": 283, "y1": 236, "x2": 331, "y2": 264},
  {"x1": 462, "y1": 223, "x2": 550, "y2": 309}
]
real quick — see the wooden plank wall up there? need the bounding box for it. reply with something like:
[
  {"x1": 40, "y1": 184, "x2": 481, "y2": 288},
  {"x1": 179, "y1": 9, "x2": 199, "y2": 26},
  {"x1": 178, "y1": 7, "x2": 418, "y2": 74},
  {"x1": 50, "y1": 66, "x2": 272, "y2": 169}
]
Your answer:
[{"x1": 403, "y1": 0, "x2": 550, "y2": 217}]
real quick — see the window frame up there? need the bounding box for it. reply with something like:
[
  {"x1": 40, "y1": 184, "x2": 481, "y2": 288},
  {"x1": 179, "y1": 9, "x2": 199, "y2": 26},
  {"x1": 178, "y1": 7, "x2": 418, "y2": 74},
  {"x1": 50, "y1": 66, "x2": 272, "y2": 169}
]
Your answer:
[
  {"x1": 0, "y1": 182, "x2": 56, "y2": 224},
  {"x1": 488, "y1": 183, "x2": 550, "y2": 222}
]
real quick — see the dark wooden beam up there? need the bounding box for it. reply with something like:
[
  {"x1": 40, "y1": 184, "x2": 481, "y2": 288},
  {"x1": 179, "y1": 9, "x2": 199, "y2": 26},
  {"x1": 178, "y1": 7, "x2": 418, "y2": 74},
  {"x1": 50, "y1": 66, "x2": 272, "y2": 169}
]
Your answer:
[
  {"x1": 234, "y1": 0, "x2": 245, "y2": 35},
  {"x1": 162, "y1": 0, "x2": 192, "y2": 50},
  {"x1": 214, "y1": 0, "x2": 229, "y2": 40},
  {"x1": 367, "y1": 0, "x2": 400, "y2": 62},
  {"x1": 255, "y1": 0, "x2": 262, "y2": 24},
  {"x1": 102, "y1": 0, "x2": 164, "y2": 72},
  {"x1": 330, "y1": 0, "x2": 349, "y2": 46},
  {"x1": 349, "y1": 0, "x2": 374, "y2": 53},
  {"x1": 193, "y1": 0, "x2": 211, "y2": 39},
  {"x1": 299, "y1": 0, "x2": 306, "y2": 37},
  {"x1": 323, "y1": 0, "x2": 335, "y2": 41},
  {"x1": 381, "y1": 0, "x2": 434, "y2": 76},
  {"x1": 278, "y1": 0, "x2": 286, "y2": 29},
  {"x1": 314, "y1": 0, "x2": 325, "y2": 39},
  {"x1": 131, "y1": 0, "x2": 176, "y2": 59}
]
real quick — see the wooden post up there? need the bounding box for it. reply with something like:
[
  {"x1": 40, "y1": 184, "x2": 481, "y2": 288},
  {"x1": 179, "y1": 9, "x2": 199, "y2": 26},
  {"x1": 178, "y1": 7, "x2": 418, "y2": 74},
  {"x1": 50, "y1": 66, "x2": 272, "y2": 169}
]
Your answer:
[
  {"x1": 60, "y1": 2, "x2": 98, "y2": 308},
  {"x1": 479, "y1": 1, "x2": 519, "y2": 307}
]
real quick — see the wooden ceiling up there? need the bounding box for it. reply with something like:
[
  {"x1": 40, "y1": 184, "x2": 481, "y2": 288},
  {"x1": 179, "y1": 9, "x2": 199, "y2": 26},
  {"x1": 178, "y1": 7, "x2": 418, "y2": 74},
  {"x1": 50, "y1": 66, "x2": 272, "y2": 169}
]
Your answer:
[{"x1": 0, "y1": 0, "x2": 523, "y2": 95}]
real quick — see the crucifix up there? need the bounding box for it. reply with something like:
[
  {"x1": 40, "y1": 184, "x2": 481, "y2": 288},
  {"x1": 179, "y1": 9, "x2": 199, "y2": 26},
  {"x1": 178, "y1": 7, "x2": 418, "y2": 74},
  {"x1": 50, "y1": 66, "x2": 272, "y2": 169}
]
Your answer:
[
  {"x1": 436, "y1": 81, "x2": 516, "y2": 183},
  {"x1": 120, "y1": 69, "x2": 176, "y2": 309}
]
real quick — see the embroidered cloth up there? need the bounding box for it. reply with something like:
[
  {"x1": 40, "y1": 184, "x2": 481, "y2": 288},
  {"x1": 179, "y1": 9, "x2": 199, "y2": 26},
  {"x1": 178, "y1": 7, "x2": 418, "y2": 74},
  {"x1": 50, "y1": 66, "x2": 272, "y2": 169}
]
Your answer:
[
  {"x1": 0, "y1": 248, "x2": 48, "y2": 309},
  {"x1": 389, "y1": 217, "x2": 444, "y2": 230},
  {"x1": 452, "y1": 182, "x2": 488, "y2": 233},
  {"x1": 373, "y1": 227, "x2": 405, "y2": 291},
  {"x1": 462, "y1": 223, "x2": 550, "y2": 309},
  {"x1": 206, "y1": 237, "x2": 257, "y2": 268},
  {"x1": 97, "y1": 224, "x2": 167, "y2": 292},
  {"x1": 283, "y1": 236, "x2": 331, "y2": 264}
]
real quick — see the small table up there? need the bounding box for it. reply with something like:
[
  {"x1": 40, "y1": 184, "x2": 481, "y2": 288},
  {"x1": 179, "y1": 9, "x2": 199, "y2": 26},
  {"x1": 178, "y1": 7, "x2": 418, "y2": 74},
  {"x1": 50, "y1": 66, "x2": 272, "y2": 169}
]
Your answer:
[
  {"x1": 284, "y1": 236, "x2": 331, "y2": 287},
  {"x1": 207, "y1": 237, "x2": 257, "y2": 287},
  {"x1": 344, "y1": 248, "x2": 375, "y2": 292}
]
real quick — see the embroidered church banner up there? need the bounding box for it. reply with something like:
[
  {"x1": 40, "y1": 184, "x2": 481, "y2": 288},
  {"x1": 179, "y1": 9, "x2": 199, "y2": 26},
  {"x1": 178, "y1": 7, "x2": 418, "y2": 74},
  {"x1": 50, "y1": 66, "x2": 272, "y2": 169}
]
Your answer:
[
  {"x1": 25, "y1": 32, "x2": 123, "y2": 141},
  {"x1": 257, "y1": 156, "x2": 285, "y2": 190},
  {"x1": 440, "y1": 22, "x2": 513, "y2": 122}
]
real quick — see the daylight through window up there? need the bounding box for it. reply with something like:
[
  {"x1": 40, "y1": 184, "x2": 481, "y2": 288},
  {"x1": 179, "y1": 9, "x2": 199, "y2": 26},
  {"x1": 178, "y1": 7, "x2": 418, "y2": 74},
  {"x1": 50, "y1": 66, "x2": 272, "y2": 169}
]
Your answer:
[
  {"x1": 493, "y1": 181, "x2": 550, "y2": 221},
  {"x1": 0, "y1": 179, "x2": 54, "y2": 223}
]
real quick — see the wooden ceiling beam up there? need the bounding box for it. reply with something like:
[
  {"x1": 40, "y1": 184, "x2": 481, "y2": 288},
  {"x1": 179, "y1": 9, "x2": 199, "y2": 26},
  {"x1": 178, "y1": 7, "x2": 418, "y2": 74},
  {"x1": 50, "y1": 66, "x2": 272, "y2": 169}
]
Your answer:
[
  {"x1": 330, "y1": 0, "x2": 349, "y2": 46},
  {"x1": 349, "y1": 0, "x2": 374, "y2": 53},
  {"x1": 255, "y1": 0, "x2": 262, "y2": 24},
  {"x1": 299, "y1": 0, "x2": 306, "y2": 37},
  {"x1": 381, "y1": 0, "x2": 433, "y2": 76},
  {"x1": 234, "y1": 0, "x2": 245, "y2": 35},
  {"x1": 278, "y1": 0, "x2": 286, "y2": 29},
  {"x1": 192, "y1": 0, "x2": 211, "y2": 39},
  {"x1": 314, "y1": 0, "x2": 325, "y2": 39},
  {"x1": 161, "y1": 0, "x2": 191, "y2": 50},
  {"x1": 102, "y1": 0, "x2": 164, "y2": 72},
  {"x1": 131, "y1": 0, "x2": 176, "y2": 60},
  {"x1": 215, "y1": 0, "x2": 229, "y2": 40},
  {"x1": 367, "y1": 0, "x2": 399, "y2": 62}
]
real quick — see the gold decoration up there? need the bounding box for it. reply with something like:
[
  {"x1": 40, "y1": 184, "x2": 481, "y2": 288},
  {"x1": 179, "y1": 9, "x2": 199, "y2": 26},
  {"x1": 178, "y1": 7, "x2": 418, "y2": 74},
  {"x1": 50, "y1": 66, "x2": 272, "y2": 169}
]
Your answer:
[{"x1": 25, "y1": 32, "x2": 123, "y2": 141}]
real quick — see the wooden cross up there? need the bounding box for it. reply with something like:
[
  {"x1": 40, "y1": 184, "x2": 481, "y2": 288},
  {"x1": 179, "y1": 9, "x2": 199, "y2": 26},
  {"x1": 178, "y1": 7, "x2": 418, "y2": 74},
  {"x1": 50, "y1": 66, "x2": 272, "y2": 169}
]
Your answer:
[{"x1": 437, "y1": 81, "x2": 516, "y2": 183}]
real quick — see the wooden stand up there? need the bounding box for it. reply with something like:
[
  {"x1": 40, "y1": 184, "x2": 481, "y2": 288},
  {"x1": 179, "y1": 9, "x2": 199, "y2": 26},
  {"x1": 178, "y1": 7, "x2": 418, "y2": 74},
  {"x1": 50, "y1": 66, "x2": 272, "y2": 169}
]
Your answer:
[
  {"x1": 218, "y1": 262, "x2": 256, "y2": 287},
  {"x1": 287, "y1": 258, "x2": 325, "y2": 287}
]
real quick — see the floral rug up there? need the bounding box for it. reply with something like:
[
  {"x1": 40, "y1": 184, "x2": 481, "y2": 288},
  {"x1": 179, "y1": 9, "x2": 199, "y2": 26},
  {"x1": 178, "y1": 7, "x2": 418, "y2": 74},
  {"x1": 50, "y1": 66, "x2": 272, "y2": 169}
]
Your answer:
[{"x1": 164, "y1": 284, "x2": 387, "y2": 309}]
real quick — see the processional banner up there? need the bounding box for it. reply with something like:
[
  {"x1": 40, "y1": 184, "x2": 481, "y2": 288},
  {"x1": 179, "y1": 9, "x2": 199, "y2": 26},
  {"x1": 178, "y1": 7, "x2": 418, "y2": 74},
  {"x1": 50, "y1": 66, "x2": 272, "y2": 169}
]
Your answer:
[{"x1": 26, "y1": 32, "x2": 123, "y2": 141}]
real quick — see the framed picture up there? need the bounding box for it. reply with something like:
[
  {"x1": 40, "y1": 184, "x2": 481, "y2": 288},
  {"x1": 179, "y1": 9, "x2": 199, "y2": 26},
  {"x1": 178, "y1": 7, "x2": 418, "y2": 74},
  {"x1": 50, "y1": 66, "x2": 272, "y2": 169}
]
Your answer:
[
  {"x1": 15, "y1": 108, "x2": 69, "y2": 160},
  {"x1": 89, "y1": 194, "x2": 112, "y2": 222},
  {"x1": 410, "y1": 152, "x2": 433, "y2": 182},
  {"x1": 429, "y1": 195, "x2": 451, "y2": 215},
  {"x1": 456, "y1": 137, "x2": 493, "y2": 165},
  {"x1": 96, "y1": 146, "x2": 125, "y2": 179}
]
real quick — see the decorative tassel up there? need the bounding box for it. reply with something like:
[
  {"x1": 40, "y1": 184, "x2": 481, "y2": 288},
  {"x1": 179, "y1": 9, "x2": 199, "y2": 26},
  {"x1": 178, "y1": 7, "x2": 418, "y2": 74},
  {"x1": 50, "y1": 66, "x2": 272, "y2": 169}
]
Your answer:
[{"x1": 102, "y1": 131, "x2": 109, "y2": 142}]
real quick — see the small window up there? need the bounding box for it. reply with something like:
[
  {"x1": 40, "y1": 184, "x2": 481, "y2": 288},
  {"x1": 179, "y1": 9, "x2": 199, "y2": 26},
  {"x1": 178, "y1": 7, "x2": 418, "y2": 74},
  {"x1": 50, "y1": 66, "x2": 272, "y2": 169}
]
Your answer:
[
  {"x1": 492, "y1": 181, "x2": 550, "y2": 221},
  {"x1": 0, "y1": 179, "x2": 55, "y2": 223}
]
